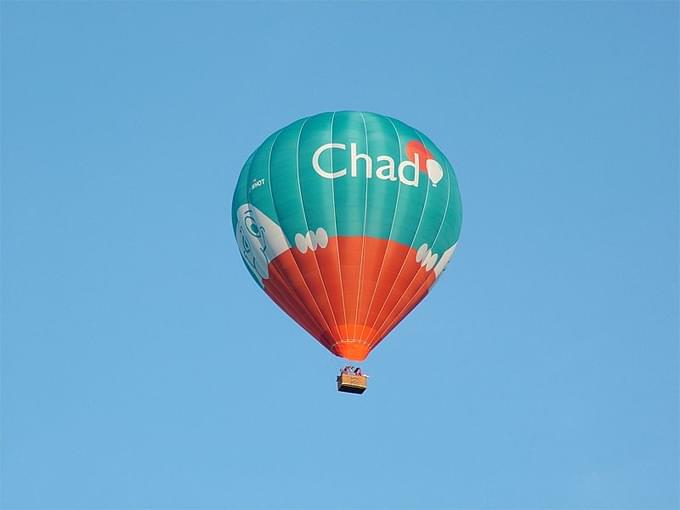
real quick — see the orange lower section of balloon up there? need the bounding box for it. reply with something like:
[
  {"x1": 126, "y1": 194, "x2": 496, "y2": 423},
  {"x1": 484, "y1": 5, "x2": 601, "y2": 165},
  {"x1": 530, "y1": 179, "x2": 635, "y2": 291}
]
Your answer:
[{"x1": 263, "y1": 236, "x2": 436, "y2": 361}]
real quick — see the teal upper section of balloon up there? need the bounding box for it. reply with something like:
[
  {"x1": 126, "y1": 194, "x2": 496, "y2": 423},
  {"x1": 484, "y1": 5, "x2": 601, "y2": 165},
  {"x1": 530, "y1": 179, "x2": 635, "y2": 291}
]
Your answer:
[{"x1": 232, "y1": 111, "x2": 462, "y2": 287}]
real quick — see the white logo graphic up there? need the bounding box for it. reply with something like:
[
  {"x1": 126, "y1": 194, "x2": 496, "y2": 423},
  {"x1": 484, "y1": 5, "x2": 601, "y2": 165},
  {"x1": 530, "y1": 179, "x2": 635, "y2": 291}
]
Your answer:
[
  {"x1": 416, "y1": 243, "x2": 439, "y2": 271},
  {"x1": 235, "y1": 204, "x2": 290, "y2": 283},
  {"x1": 294, "y1": 228, "x2": 329, "y2": 253},
  {"x1": 425, "y1": 159, "x2": 444, "y2": 186},
  {"x1": 416, "y1": 242, "x2": 458, "y2": 277}
]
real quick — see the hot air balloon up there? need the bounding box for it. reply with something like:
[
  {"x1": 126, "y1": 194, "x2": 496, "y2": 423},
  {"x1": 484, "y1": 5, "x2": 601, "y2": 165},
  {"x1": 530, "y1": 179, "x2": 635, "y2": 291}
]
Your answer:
[{"x1": 231, "y1": 111, "x2": 462, "y2": 393}]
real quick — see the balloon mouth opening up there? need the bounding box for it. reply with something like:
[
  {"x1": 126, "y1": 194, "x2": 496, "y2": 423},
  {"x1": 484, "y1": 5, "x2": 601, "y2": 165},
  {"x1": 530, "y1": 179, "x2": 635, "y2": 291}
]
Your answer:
[
  {"x1": 333, "y1": 324, "x2": 377, "y2": 362},
  {"x1": 335, "y1": 342, "x2": 370, "y2": 362}
]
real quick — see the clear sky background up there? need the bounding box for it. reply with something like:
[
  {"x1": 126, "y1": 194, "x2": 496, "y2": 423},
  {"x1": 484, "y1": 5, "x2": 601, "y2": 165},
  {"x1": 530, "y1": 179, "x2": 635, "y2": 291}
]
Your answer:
[{"x1": 1, "y1": 2, "x2": 678, "y2": 509}]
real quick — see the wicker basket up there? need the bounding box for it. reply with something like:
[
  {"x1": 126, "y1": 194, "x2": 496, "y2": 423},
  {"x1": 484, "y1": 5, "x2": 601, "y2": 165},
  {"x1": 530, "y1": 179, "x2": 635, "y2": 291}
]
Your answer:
[{"x1": 337, "y1": 373, "x2": 368, "y2": 394}]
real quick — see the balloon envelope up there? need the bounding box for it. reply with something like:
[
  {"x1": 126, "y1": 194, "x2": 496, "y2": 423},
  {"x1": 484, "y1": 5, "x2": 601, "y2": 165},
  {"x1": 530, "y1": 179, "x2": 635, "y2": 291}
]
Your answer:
[{"x1": 232, "y1": 111, "x2": 462, "y2": 361}]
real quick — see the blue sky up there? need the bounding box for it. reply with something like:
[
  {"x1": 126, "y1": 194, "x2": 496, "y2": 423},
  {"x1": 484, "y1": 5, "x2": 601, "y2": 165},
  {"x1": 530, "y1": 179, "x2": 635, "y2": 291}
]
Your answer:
[{"x1": 1, "y1": 2, "x2": 677, "y2": 509}]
